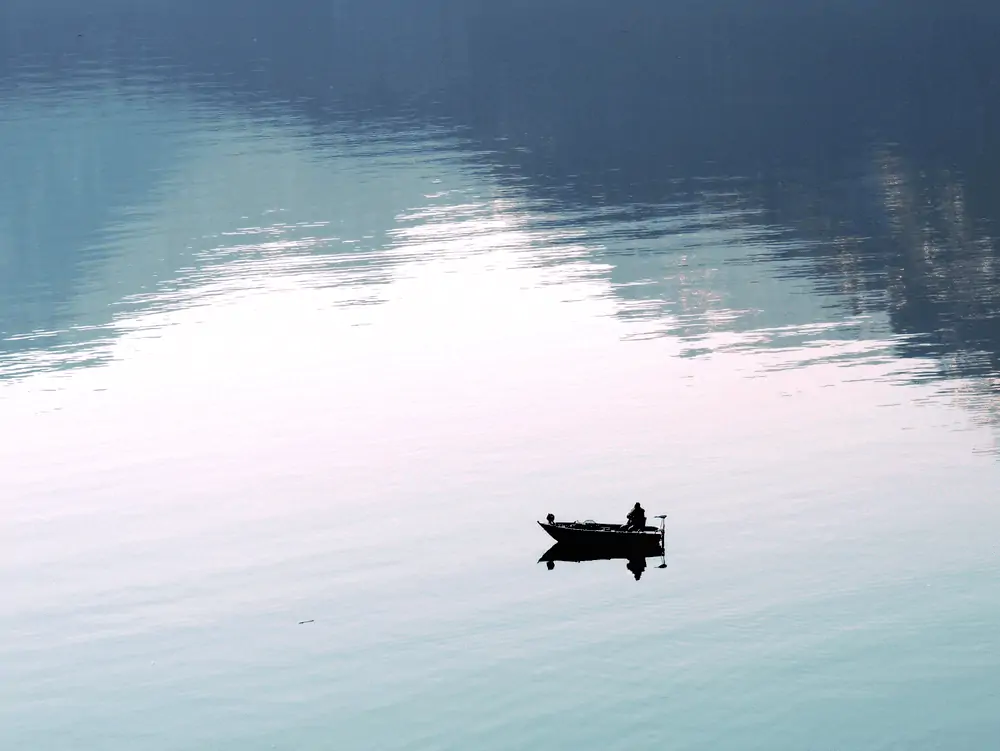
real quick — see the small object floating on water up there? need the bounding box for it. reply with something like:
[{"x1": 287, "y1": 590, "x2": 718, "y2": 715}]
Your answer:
[{"x1": 298, "y1": 620, "x2": 315, "y2": 625}]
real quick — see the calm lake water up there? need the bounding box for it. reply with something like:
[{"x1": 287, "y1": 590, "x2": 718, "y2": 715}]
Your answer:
[{"x1": 3, "y1": 2, "x2": 1000, "y2": 749}]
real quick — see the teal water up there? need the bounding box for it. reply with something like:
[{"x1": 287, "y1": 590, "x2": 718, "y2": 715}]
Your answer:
[{"x1": 3, "y1": 3, "x2": 1000, "y2": 749}]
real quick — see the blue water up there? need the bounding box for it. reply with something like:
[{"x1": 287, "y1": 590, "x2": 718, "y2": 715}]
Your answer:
[{"x1": 3, "y1": 2, "x2": 1000, "y2": 749}]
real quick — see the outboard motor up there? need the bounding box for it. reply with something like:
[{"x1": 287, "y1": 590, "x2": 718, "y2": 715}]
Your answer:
[{"x1": 546, "y1": 513, "x2": 555, "y2": 524}]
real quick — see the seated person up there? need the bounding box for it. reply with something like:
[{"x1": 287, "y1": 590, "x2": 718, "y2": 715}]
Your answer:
[{"x1": 625, "y1": 502, "x2": 647, "y2": 531}]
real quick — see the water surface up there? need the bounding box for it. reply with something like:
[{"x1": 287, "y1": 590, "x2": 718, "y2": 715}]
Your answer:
[{"x1": 2, "y1": 2, "x2": 1000, "y2": 749}]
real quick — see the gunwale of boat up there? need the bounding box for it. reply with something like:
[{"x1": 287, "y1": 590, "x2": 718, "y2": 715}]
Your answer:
[{"x1": 538, "y1": 520, "x2": 660, "y2": 536}]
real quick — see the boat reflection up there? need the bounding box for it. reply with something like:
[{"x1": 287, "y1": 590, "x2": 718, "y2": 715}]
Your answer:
[{"x1": 538, "y1": 539, "x2": 666, "y2": 581}]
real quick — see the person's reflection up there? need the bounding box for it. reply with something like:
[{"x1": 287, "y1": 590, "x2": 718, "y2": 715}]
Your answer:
[
  {"x1": 626, "y1": 557, "x2": 646, "y2": 581},
  {"x1": 546, "y1": 560, "x2": 555, "y2": 570}
]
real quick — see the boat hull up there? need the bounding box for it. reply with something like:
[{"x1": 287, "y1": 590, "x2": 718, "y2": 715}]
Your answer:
[{"x1": 538, "y1": 520, "x2": 661, "y2": 546}]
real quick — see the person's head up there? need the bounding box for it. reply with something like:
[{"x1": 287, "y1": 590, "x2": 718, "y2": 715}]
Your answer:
[{"x1": 634, "y1": 502, "x2": 642, "y2": 509}]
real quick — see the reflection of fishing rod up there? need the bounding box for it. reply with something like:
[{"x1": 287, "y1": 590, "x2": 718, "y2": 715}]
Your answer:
[{"x1": 655, "y1": 514, "x2": 667, "y2": 569}]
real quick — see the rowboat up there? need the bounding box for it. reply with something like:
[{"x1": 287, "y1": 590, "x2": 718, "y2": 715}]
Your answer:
[{"x1": 537, "y1": 513, "x2": 666, "y2": 546}]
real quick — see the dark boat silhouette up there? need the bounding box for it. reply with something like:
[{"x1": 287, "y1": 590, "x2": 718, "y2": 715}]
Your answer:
[
  {"x1": 537, "y1": 513, "x2": 666, "y2": 545},
  {"x1": 536, "y1": 514, "x2": 667, "y2": 580}
]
